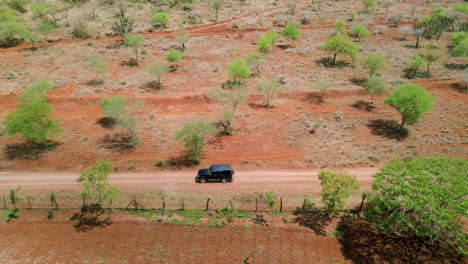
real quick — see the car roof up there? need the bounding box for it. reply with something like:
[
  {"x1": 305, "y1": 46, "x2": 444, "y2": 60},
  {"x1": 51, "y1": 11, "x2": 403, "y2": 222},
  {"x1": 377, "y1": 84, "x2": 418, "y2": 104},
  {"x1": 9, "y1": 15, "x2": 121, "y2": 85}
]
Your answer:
[{"x1": 209, "y1": 164, "x2": 232, "y2": 170}]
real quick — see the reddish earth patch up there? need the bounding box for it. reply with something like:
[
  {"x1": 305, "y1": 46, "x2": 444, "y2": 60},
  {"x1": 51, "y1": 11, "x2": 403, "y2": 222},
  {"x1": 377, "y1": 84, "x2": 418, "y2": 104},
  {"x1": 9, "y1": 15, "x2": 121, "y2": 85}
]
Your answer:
[{"x1": 0, "y1": 211, "x2": 348, "y2": 263}]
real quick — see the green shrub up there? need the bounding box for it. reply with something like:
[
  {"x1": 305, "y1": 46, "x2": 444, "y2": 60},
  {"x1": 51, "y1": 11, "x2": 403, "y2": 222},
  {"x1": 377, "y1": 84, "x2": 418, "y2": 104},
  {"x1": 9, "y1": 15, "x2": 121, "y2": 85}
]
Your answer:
[
  {"x1": 452, "y1": 3, "x2": 468, "y2": 14},
  {"x1": 154, "y1": 158, "x2": 166, "y2": 169},
  {"x1": 166, "y1": 49, "x2": 184, "y2": 62},
  {"x1": 351, "y1": 24, "x2": 370, "y2": 40},
  {"x1": 6, "y1": 0, "x2": 27, "y2": 13},
  {"x1": 0, "y1": 20, "x2": 26, "y2": 47},
  {"x1": 256, "y1": 30, "x2": 277, "y2": 53},
  {"x1": 4, "y1": 80, "x2": 62, "y2": 143},
  {"x1": 227, "y1": 59, "x2": 250, "y2": 82},
  {"x1": 265, "y1": 191, "x2": 278, "y2": 212},
  {"x1": 152, "y1": 12, "x2": 169, "y2": 29},
  {"x1": 281, "y1": 23, "x2": 300, "y2": 41}
]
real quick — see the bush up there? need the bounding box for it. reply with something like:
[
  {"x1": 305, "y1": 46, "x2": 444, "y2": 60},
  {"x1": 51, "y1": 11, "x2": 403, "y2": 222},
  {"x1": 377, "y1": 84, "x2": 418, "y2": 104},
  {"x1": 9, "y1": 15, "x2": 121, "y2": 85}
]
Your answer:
[
  {"x1": 111, "y1": 15, "x2": 135, "y2": 39},
  {"x1": 166, "y1": 49, "x2": 184, "y2": 63},
  {"x1": 4, "y1": 80, "x2": 62, "y2": 143},
  {"x1": 100, "y1": 97, "x2": 125, "y2": 121},
  {"x1": 281, "y1": 23, "x2": 300, "y2": 41},
  {"x1": 152, "y1": 12, "x2": 169, "y2": 29},
  {"x1": 351, "y1": 24, "x2": 370, "y2": 40},
  {"x1": 361, "y1": 0, "x2": 375, "y2": 10},
  {"x1": 6, "y1": 0, "x2": 27, "y2": 13},
  {"x1": 364, "y1": 75, "x2": 386, "y2": 104},
  {"x1": 227, "y1": 59, "x2": 250, "y2": 82},
  {"x1": 452, "y1": 3, "x2": 468, "y2": 14},
  {"x1": 256, "y1": 30, "x2": 277, "y2": 53},
  {"x1": 265, "y1": 191, "x2": 278, "y2": 213},
  {"x1": 0, "y1": 20, "x2": 26, "y2": 47},
  {"x1": 77, "y1": 161, "x2": 120, "y2": 206},
  {"x1": 334, "y1": 19, "x2": 346, "y2": 34},
  {"x1": 72, "y1": 22, "x2": 92, "y2": 39},
  {"x1": 407, "y1": 55, "x2": 427, "y2": 78}
]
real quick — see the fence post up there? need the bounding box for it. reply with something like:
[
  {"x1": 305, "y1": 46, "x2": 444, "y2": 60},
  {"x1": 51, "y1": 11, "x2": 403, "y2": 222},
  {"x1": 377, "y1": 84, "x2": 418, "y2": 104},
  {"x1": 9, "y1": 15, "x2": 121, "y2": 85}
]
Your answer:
[
  {"x1": 206, "y1": 198, "x2": 210, "y2": 211},
  {"x1": 27, "y1": 196, "x2": 32, "y2": 210},
  {"x1": 182, "y1": 199, "x2": 185, "y2": 211},
  {"x1": 280, "y1": 197, "x2": 283, "y2": 213},
  {"x1": 255, "y1": 197, "x2": 258, "y2": 212},
  {"x1": 82, "y1": 197, "x2": 86, "y2": 207},
  {"x1": 229, "y1": 199, "x2": 234, "y2": 210},
  {"x1": 162, "y1": 196, "x2": 166, "y2": 210},
  {"x1": 134, "y1": 195, "x2": 138, "y2": 210},
  {"x1": 3, "y1": 196, "x2": 6, "y2": 209}
]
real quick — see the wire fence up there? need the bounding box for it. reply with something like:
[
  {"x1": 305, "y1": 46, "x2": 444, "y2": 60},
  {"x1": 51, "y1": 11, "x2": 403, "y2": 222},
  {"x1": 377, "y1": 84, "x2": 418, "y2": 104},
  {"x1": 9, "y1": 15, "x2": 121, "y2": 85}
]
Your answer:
[{"x1": 0, "y1": 190, "x2": 323, "y2": 212}]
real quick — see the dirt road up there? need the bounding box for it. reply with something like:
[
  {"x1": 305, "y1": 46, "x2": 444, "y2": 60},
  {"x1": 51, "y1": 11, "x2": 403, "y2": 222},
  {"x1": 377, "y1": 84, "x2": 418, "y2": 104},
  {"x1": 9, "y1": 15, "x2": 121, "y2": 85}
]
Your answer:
[{"x1": 0, "y1": 168, "x2": 378, "y2": 193}]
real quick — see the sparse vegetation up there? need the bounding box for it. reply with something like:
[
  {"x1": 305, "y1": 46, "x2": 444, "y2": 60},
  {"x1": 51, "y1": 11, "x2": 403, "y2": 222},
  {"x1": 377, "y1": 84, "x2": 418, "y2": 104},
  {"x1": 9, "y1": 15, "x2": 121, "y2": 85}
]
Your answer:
[
  {"x1": 256, "y1": 78, "x2": 283, "y2": 108},
  {"x1": 124, "y1": 34, "x2": 144, "y2": 65},
  {"x1": 146, "y1": 61, "x2": 169, "y2": 89}
]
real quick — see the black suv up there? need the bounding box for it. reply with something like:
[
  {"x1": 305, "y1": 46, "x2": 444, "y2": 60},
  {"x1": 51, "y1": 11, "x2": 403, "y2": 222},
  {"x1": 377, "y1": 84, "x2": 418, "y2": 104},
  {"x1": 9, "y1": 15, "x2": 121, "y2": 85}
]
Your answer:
[{"x1": 195, "y1": 164, "x2": 234, "y2": 183}]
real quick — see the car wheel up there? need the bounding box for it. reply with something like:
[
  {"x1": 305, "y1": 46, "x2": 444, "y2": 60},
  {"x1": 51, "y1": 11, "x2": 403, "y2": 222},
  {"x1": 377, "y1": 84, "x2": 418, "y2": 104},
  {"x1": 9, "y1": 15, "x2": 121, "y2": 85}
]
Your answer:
[
  {"x1": 199, "y1": 178, "x2": 207, "y2": 184},
  {"x1": 221, "y1": 178, "x2": 227, "y2": 183}
]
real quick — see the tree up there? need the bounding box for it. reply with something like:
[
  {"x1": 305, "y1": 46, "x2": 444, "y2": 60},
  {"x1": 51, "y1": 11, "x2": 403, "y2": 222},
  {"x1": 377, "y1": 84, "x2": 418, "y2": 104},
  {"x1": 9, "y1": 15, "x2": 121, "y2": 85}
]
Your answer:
[
  {"x1": 124, "y1": 34, "x2": 144, "y2": 65},
  {"x1": 361, "y1": 0, "x2": 375, "y2": 11},
  {"x1": 77, "y1": 161, "x2": 120, "y2": 206},
  {"x1": 152, "y1": 12, "x2": 169, "y2": 29},
  {"x1": 311, "y1": 81, "x2": 333, "y2": 103},
  {"x1": 399, "y1": 26, "x2": 412, "y2": 41},
  {"x1": 3, "y1": 80, "x2": 62, "y2": 144},
  {"x1": 412, "y1": 25, "x2": 424, "y2": 48},
  {"x1": 364, "y1": 157, "x2": 468, "y2": 255},
  {"x1": 318, "y1": 171, "x2": 360, "y2": 216},
  {"x1": 322, "y1": 34, "x2": 359, "y2": 65},
  {"x1": 362, "y1": 54, "x2": 386, "y2": 76},
  {"x1": 256, "y1": 78, "x2": 283, "y2": 108},
  {"x1": 351, "y1": 24, "x2": 370, "y2": 41},
  {"x1": 208, "y1": 84, "x2": 249, "y2": 135},
  {"x1": 281, "y1": 23, "x2": 300, "y2": 41},
  {"x1": 420, "y1": 43, "x2": 442, "y2": 75},
  {"x1": 111, "y1": 15, "x2": 135, "y2": 41},
  {"x1": 383, "y1": 83, "x2": 434, "y2": 129},
  {"x1": 407, "y1": 55, "x2": 427, "y2": 78},
  {"x1": 86, "y1": 56, "x2": 106, "y2": 81},
  {"x1": 210, "y1": 0, "x2": 223, "y2": 22},
  {"x1": 0, "y1": 20, "x2": 26, "y2": 47},
  {"x1": 227, "y1": 59, "x2": 250, "y2": 82},
  {"x1": 172, "y1": 28, "x2": 189, "y2": 50},
  {"x1": 166, "y1": 49, "x2": 184, "y2": 63},
  {"x1": 175, "y1": 120, "x2": 216, "y2": 164},
  {"x1": 387, "y1": 13, "x2": 403, "y2": 27},
  {"x1": 245, "y1": 53, "x2": 265, "y2": 75},
  {"x1": 425, "y1": 12, "x2": 456, "y2": 40},
  {"x1": 364, "y1": 75, "x2": 386, "y2": 104},
  {"x1": 146, "y1": 61, "x2": 169, "y2": 89}
]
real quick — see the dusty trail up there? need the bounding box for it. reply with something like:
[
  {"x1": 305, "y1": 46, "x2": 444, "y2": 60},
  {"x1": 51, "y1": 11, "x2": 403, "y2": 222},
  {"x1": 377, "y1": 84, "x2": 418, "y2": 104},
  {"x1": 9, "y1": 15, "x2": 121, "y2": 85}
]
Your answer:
[{"x1": 0, "y1": 168, "x2": 378, "y2": 193}]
